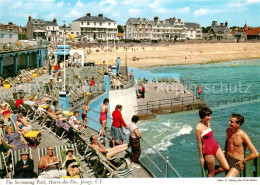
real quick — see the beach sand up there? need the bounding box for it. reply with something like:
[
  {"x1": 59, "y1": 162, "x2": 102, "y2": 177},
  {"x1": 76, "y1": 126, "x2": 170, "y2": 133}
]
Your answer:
[{"x1": 85, "y1": 43, "x2": 260, "y2": 67}]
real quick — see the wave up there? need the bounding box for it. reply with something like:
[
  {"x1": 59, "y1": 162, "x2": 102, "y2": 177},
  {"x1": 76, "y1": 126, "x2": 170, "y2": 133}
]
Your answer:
[{"x1": 144, "y1": 124, "x2": 193, "y2": 154}]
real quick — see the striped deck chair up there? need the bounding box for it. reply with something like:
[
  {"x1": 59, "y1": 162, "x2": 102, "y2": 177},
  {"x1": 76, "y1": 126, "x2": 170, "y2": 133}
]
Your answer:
[
  {"x1": 0, "y1": 152, "x2": 10, "y2": 178},
  {"x1": 89, "y1": 145, "x2": 131, "y2": 178},
  {"x1": 10, "y1": 114, "x2": 18, "y2": 132},
  {"x1": 38, "y1": 146, "x2": 62, "y2": 171},
  {"x1": 11, "y1": 148, "x2": 32, "y2": 176}
]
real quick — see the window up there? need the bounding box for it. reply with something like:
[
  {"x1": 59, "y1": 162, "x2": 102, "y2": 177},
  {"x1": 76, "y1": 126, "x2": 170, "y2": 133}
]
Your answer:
[
  {"x1": 108, "y1": 23, "x2": 111, "y2": 26},
  {"x1": 9, "y1": 34, "x2": 12, "y2": 38},
  {"x1": 87, "y1": 22, "x2": 90, "y2": 25},
  {"x1": 94, "y1": 22, "x2": 96, "y2": 26},
  {"x1": 100, "y1": 22, "x2": 102, "y2": 26},
  {"x1": 81, "y1": 21, "x2": 83, "y2": 25},
  {"x1": 59, "y1": 32, "x2": 62, "y2": 35},
  {"x1": 76, "y1": 32, "x2": 79, "y2": 35},
  {"x1": 71, "y1": 32, "x2": 74, "y2": 34},
  {"x1": 0, "y1": 34, "x2": 4, "y2": 38}
]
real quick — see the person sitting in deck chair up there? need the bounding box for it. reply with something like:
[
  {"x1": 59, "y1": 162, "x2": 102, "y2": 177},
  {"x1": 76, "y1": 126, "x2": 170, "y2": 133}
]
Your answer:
[
  {"x1": 13, "y1": 151, "x2": 37, "y2": 178},
  {"x1": 90, "y1": 135, "x2": 129, "y2": 159},
  {"x1": 61, "y1": 147, "x2": 80, "y2": 177},
  {"x1": 16, "y1": 113, "x2": 32, "y2": 135},
  {"x1": 38, "y1": 146, "x2": 66, "y2": 178},
  {"x1": 68, "y1": 111, "x2": 82, "y2": 130}
]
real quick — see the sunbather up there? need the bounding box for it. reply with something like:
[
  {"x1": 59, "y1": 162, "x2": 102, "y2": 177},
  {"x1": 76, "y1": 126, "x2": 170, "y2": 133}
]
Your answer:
[
  {"x1": 16, "y1": 113, "x2": 32, "y2": 135},
  {"x1": 90, "y1": 135, "x2": 129, "y2": 158},
  {"x1": 38, "y1": 146, "x2": 66, "y2": 178}
]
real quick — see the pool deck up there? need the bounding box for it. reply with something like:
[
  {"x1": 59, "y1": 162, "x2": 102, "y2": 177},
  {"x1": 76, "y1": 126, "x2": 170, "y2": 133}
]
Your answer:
[{"x1": 135, "y1": 82, "x2": 205, "y2": 120}]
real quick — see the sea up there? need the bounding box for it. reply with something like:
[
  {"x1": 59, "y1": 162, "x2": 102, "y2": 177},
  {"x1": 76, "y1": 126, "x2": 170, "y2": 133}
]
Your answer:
[{"x1": 137, "y1": 59, "x2": 260, "y2": 177}]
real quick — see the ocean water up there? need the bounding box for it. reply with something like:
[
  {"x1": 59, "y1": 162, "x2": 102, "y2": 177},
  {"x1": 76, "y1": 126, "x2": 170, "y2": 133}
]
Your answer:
[{"x1": 138, "y1": 59, "x2": 260, "y2": 177}]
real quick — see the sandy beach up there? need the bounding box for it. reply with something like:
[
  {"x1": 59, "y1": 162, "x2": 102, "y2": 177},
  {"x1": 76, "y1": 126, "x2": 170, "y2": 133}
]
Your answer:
[{"x1": 85, "y1": 43, "x2": 260, "y2": 67}]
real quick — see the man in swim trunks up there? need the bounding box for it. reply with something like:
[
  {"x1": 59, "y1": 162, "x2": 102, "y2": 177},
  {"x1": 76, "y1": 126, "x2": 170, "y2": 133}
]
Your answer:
[
  {"x1": 224, "y1": 113, "x2": 259, "y2": 177},
  {"x1": 81, "y1": 101, "x2": 89, "y2": 128},
  {"x1": 90, "y1": 135, "x2": 129, "y2": 158}
]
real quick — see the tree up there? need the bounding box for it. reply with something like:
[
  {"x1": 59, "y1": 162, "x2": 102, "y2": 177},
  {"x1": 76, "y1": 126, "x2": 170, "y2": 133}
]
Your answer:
[
  {"x1": 117, "y1": 25, "x2": 124, "y2": 33},
  {"x1": 202, "y1": 26, "x2": 211, "y2": 33}
]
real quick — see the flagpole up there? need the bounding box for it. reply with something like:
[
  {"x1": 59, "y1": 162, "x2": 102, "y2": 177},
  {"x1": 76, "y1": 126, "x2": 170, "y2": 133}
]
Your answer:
[{"x1": 63, "y1": 21, "x2": 66, "y2": 91}]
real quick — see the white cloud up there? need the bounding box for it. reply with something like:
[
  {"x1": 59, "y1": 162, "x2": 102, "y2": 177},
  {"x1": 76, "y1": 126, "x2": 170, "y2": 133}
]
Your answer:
[
  {"x1": 56, "y1": 1, "x2": 64, "y2": 7},
  {"x1": 228, "y1": 2, "x2": 244, "y2": 7},
  {"x1": 123, "y1": 0, "x2": 151, "y2": 6},
  {"x1": 175, "y1": 7, "x2": 190, "y2": 13},
  {"x1": 194, "y1": 8, "x2": 210, "y2": 16},
  {"x1": 99, "y1": 0, "x2": 117, "y2": 7},
  {"x1": 247, "y1": 0, "x2": 260, "y2": 4},
  {"x1": 45, "y1": 13, "x2": 55, "y2": 20},
  {"x1": 76, "y1": 0, "x2": 84, "y2": 7},
  {"x1": 10, "y1": 1, "x2": 22, "y2": 9},
  {"x1": 129, "y1": 8, "x2": 141, "y2": 15},
  {"x1": 39, "y1": 0, "x2": 54, "y2": 2}
]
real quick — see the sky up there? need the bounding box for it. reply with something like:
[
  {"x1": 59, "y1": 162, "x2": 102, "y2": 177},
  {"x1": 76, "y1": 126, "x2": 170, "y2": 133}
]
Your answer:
[{"x1": 0, "y1": 0, "x2": 259, "y2": 28}]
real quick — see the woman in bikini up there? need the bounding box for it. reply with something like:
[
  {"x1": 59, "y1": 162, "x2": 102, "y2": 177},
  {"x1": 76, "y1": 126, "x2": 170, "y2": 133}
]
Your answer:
[
  {"x1": 195, "y1": 107, "x2": 229, "y2": 177},
  {"x1": 99, "y1": 98, "x2": 109, "y2": 137}
]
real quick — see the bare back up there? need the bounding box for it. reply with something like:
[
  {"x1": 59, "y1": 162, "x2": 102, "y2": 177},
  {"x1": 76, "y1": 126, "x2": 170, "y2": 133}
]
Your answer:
[{"x1": 100, "y1": 104, "x2": 107, "y2": 113}]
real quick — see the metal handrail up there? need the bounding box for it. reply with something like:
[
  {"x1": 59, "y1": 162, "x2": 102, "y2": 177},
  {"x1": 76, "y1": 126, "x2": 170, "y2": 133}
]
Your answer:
[{"x1": 140, "y1": 138, "x2": 181, "y2": 177}]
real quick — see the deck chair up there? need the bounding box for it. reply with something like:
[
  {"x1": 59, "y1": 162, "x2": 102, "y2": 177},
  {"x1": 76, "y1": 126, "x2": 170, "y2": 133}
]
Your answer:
[
  {"x1": 38, "y1": 146, "x2": 62, "y2": 174},
  {"x1": 89, "y1": 144, "x2": 131, "y2": 178},
  {"x1": 0, "y1": 151, "x2": 10, "y2": 178},
  {"x1": 4, "y1": 99, "x2": 19, "y2": 114},
  {"x1": 11, "y1": 148, "x2": 32, "y2": 176},
  {"x1": 173, "y1": 94, "x2": 182, "y2": 101}
]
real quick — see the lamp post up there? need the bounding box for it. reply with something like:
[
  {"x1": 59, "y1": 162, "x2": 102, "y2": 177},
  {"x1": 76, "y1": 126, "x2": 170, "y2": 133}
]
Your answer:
[
  {"x1": 63, "y1": 21, "x2": 66, "y2": 91},
  {"x1": 106, "y1": 33, "x2": 108, "y2": 73}
]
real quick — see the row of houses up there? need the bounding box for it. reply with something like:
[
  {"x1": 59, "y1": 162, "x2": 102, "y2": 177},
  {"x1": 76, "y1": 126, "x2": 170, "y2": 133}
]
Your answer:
[
  {"x1": 26, "y1": 13, "x2": 117, "y2": 42},
  {"x1": 125, "y1": 17, "x2": 202, "y2": 40},
  {"x1": 1, "y1": 13, "x2": 260, "y2": 44},
  {"x1": 26, "y1": 14, "x2": 202, "y2": 42}
]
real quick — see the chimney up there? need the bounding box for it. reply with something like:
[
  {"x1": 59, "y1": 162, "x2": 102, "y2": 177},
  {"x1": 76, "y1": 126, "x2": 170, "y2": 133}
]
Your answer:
[
  {"x1": 29, "y1": 15, "x2": 31, "y2": 21},
  {"x1": 53, "y1": 18, "x2": 57, "y2": 24},
  {"x1": 87, "y1": 13, "x2": 91, "y2": 17},
  {"x1": 212, "y1": 20, "x2": 218, "y2": 27},
  {"x1": 154, "y1": 16, "x2": 159, "y2": 23},
  {"x1": 225, "y1": 21, "x2": 228, "y2": 27},
  {"x1": 98, "y1": 13, "x2": 103, "y2": 18}
]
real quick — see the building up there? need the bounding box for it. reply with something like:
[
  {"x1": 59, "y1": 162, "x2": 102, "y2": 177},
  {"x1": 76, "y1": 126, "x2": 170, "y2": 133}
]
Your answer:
[
  {"x1": 184, "y1": 22, "x2": 202, "y2": 40},
  {"x1": 208, "y1": 21, "x2": 235, "y2": 41},
  {"x1": 26, "y1": 16, "x2": 46, "y2": 40},
  {"x1": 70, "y1": 13, "x2": 118, "y2": 41},
  {"x1": 153, "y1": 17, "x2": 186, "y2": 41},
  {"x1": 0, "y1": 22, "x2": 25, "y2": 34},
  {"x1": 242, "y1": 24, "x2": 260, "y2": 40},
  {"x1": 45, "y1": 18, "x2": 59, "y2": 42},
  {"x1": 125, "y1": 18, "x2": 153, "y2": 40},
  {"x1": 125, "y1": 17, "x2": 201, "y2": 41},
  {"x1": 0, "y1": 32, "x2": 19, "y2": 49}
]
